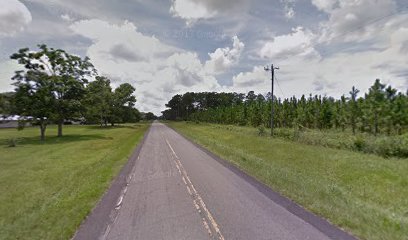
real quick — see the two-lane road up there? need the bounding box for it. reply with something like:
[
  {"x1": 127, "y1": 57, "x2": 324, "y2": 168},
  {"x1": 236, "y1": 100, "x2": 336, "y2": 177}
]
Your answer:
[{"x1": 75, "y1": 122, "x2": 356, "y2": 240}]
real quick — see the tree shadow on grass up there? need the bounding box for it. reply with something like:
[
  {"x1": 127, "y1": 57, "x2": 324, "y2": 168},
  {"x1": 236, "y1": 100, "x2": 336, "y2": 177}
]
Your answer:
[
  {"x1": 85, "y1": 124, "x2": 143, "y2": 130},
  {"x1": 1, "y1": 134, "x2": 112, "y2": 146}
]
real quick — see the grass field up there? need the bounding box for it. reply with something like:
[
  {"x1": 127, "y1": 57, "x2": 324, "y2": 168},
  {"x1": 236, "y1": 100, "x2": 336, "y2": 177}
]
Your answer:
[
  {"x1": 0, "y1": 123, "x2": 149, "y2": 240},
  {"x1": 168, "y1": 121, "x2": 408, "y2": 240}
]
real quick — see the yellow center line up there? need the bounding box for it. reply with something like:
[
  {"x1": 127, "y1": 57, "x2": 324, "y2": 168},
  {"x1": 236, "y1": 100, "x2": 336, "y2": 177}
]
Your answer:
[{"x1": 165, "y1": 138, "x2": 225, "y2": 240}]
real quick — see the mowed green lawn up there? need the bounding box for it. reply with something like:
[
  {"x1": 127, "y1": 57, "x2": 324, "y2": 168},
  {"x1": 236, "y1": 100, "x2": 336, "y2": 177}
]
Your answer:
[
  {"x1": 0, "y1": 123, "x2": 149, "y2": 240},
  {"x1": 168, "y1": 122, "x2": 408, "y2": 240}
]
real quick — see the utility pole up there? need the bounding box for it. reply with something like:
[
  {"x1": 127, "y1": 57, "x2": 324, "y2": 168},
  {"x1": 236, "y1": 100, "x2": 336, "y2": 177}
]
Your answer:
[{"x1": 264, "y1": 64, "x2": 279, "y2": 136}]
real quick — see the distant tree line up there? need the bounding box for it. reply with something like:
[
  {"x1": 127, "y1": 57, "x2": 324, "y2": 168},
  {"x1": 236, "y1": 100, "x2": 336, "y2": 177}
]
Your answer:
[
  {"x1": 142, "y1": 112, "x2": 158, "y2": 120},
  {"x1": 162, "y1": 79, "x2": 408, "y2": 135},
  {"x1": 0, "y1": 44, "x2": 142, "y2": 140}
]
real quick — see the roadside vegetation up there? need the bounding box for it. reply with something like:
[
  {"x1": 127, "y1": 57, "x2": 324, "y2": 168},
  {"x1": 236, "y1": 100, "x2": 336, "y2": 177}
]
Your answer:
[
  {"x1": 0, "y1": 123, "x2": 149, "y2": 240},
  {"x1": 169, "y1": 121, "x2": 408, "y2": 240},
  {"x1": 0, "y1": 44, "x2": 147, "y2": 141},
  {"x1": 272, "y1": 127, "x2": 408, "y2": 158},
  {"x1": 162, "y1": 79, "x2": 408, "y2": 158}
]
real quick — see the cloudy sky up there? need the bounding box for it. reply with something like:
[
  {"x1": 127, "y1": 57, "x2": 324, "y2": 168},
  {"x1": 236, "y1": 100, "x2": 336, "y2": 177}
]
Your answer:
[{"x1": 1, "y1": 0, "x2": 407, "y2": 114}]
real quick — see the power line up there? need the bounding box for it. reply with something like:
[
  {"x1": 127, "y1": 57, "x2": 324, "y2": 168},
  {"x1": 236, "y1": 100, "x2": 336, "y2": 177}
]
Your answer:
[
  {"x1": 315, "y1": 6, "x2": 408, "y2": 56},
  {"x1": 275, "y1": 75, "x2": 286, "y2": 98},
  {"x1": 262, "y1": 5, "x2": 408, "y2": 115},
  {"x1": 318, "y1": 6, "x2": 408, "y2": 55},
  {"x1": 281, "y1": 5, "x2": 408, "y2": 58},
  {"x1": 266, "y1": 6, "x2": 408, "y2": 100},
  {"x1": 326, "y1": 6, "x2": 408, "y2": 43}
]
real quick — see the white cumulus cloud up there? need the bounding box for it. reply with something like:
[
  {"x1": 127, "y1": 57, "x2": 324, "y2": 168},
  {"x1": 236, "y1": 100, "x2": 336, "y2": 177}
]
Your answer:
[
  {"x1": 259, "y1": 27, "x2": 318, "y2": 60},
  {"x1": 311, "y1": 0, "x2": 337, "y2": 13},
  {"x1": 232, "y1": 66, "x2": 268, "y2": 93},
  {"x1": 69, "y1": 19, "x2": 225, "y2": 114},
  {"x1": 313, "y1": 0, "x2": 398, "y2": 43},
  {"x1": 61, "y1": 14, "x2": 73, "y2": 22},
  {"x1": 0, "y1": 0, "x2": 32, "y2": 37},
  {"x1": 169, "y1": 0, "x2": 249, "y2": 25},
  {"x1": 236, "y1": 34, "x2": 407, "y2": 101},
  {"x1": 204, "y1": 36, "x2": 245, "y2": 74}
]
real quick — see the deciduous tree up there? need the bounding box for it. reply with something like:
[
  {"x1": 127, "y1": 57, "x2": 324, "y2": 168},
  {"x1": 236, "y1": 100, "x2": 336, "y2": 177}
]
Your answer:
[{"x1": 10, "y1": 44, "x2": 95, "y2": 137}]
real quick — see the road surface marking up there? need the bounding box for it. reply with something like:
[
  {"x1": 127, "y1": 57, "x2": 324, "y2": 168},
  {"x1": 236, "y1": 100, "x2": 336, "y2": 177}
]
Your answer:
[
  {"x1": 165, "y1": 139, "x2": 225, "y2": 240},
  {"x1": 182, "y1": 176, "x2": 188, "y2": 185},
  {"x1": 186, "y1": 185, "x2": 193, "y2": 195},
  {"x1": 202, "y1": 217, "x2": 213, "y2": 236},
  {"x1": 166, "y1": 139, "x2": 179, "y2": 159},
  {"x1": 101, "y1": 155, "x2": 141, "y2": 240}
]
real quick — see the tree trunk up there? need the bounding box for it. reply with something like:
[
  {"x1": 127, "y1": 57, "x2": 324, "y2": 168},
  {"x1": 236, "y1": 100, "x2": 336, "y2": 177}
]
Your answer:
[
  {"x1": 374, "y1": 113, "x2": 378, "y2": 136},
  {"x1": 57, "y1": 120, "x2": 63, "y2": 137},
  {"x1": 352, "y1": 121, "x2": 355, "y2": 135},
  {"x1": 351, "y1": 115, "x2": 356, "y2": 135},
  {"x1": 40, "y1": 122, "x2": 47, "y2": 141}
]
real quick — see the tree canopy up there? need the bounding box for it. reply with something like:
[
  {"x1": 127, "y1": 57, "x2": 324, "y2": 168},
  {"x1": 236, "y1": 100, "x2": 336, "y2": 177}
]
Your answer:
[
  {"x1": 82, "y1": 77, "x2": 138, "y2": 126},
  {"x1": 7, "y1": 44, "x2": 140, "y2": 140},
  {"x1": 10, "y1": 44, "x2": 96, "y2": 137},
  {"x1": 162, "y1": 79, "x2": 408, "y2": 136}
]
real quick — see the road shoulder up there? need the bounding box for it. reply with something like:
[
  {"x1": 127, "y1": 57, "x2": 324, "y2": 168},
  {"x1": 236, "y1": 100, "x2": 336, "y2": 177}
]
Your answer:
[
  {"x1": 166, "y1": 123, "x2": 357, "y2": 240},
  {"x1": 73, "y1": 126, "x2": 151, "y2": 240}
]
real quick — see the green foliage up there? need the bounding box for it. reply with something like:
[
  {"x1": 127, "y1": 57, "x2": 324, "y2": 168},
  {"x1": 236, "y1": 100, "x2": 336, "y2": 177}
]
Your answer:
[
  {"x1": 11, "y1": 70, "x2": 55, "y2": 140},
  {"x1": 365, "y1": 135, "x2": 408, "y2": 158},
  {"x1": 353, "y1": 135, "x2": 365, "y2": 151},
  {"x1": 258, "y1": 125, "x2": 266, "y2": 136},
  {"x1": 163, "y1": 79, "x2": 408, "y2": 135},
  {"x1": 0, "y1": 92, "x2": 14, "y2": 115},
  {"x1": 17, "y1": 120, "x2": 25, "y2": 131},
  {"x1": 82, "y1": 76, "x2": 138, "y2": 126},
  {"x1": 270, "y1": 128, "x2": 408, "y2": 158},
  {"x1": 10, "y1": 44, "x2": 95, "y2": 139},
  {"x1": 8, "y1": 44, "x2": 140, "y2": 140},
  {"x1": 163, "y1": 79, "x2": 408, "y2": 157},
  {"x1": 82, "y1": 76, "x2": 113, "y2": 125},
  {"x1": 111, "y1": 83, "x2": 137, "y2": 124},
  {"x1": 7, "y1": 138, "x2": 16, "y2": 147},
  {"x1": 143, "y1": 112, "x2": 157, "y2": 120}
]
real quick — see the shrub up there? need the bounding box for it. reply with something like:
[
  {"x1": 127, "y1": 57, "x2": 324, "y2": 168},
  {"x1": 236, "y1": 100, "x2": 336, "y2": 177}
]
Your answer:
[
  {"x1": 8, "y1": 138, "x2": 16, "y2": 147},
  {"x1": 258, "y1": 125, "x2": 266, "y2": 136},
  {"x1": 17, "y1": 120, "x2": 26, "y2": 131},
  {"x1": 274, "y1": 128, "x2": 408, "y2": 158},
  {"x1": 354, "y1": 136, "x2": 365, "y2": 151},
  {"x1": 274, "y1": 128, "x2": 294, "y2": 140},
  {"x1": 374, "y1": 135, "x2": 408, "y2": 158}
]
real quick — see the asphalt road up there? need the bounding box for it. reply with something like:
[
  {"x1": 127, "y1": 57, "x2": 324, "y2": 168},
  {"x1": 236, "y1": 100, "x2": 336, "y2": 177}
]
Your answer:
[{"x1": 74, "y1": 122, "x2": 356, "y2": 240}]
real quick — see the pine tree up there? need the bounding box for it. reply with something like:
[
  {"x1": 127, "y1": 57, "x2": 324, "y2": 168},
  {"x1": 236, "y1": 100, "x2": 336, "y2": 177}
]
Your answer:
[{"x1": 349, "y1": 86, "x2": 360, "y2": 134}]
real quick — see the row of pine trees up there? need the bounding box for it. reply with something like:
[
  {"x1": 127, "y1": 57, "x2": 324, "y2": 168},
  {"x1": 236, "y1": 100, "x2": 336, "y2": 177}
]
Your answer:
[{"x1": 162, "y1": 79, "x2": 408, "y2": 135}]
